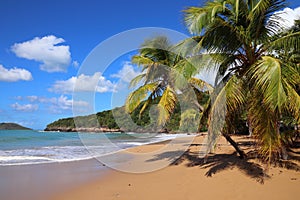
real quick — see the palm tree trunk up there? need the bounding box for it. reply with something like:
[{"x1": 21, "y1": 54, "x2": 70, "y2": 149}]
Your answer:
[{"x1": 222, "y1": 132, "x2": 247, "y2": 159}]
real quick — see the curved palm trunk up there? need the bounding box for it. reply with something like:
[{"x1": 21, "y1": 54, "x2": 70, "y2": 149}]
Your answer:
[{"x1": 222, "y1": 132, "x2": 247, "y2": 159}]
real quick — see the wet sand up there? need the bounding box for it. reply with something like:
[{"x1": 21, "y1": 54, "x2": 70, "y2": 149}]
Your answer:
[{"x1": 0, "y1": 158, "x2": 108, "y2": 200}]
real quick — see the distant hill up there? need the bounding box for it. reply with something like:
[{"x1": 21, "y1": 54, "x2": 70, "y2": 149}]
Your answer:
[
  {"x1": 0, "y1": 123, "x2": 31, "y2": 130},
  {"x1": 45, "y1": 91, "x2": 211, "y2": 133}
]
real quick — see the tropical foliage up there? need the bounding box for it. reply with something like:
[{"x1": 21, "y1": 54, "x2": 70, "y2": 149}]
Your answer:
[
  {"x1": 180, "y1": 0, "x2": 300, "y2": 162},
  {"x1": 125, "y1": 37, "x2": 212, "y2": 132},
  {"x1": 126, "y1": 0, "x2": 300, "y2": 163},
  {"x1": 45, "y1": 100, "x2": 210, "y2": 132}
]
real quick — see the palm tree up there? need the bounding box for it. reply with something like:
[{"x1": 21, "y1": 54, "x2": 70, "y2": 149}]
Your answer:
[
  {"x1": 125, "y1": 37, "x2": 179, "y2": 130},
  {"x1": 125, "y1": 36, "x2": 212, "y2": 132},
  {"x1": 181, "y1": 0, "x2": 300, "y2": 162}
]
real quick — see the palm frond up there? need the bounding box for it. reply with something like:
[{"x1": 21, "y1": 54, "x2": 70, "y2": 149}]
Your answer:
[
  {"x1": 183, "y1": 7, "x2": 209, "y2": 35},
  {"x1": 206, "y1": 75, "x2": 245, "y2": 153},
  {"x1": 189, "y1": 77, "x2": 214, "y2": 92},
  {"x1": 283, "y1": 81, "x2": 300, "y2": 124},
  {"x1": 248, "y1": 94, "x2": 282, "y2": 162},
  {"x1": 172, "y1": 36, "x2": 202, "y2": 57},
  {"x1": 281, "y1": 62, "x2": 300, "y2": 87},
  {"x1": 202, "y1": 18, "x2": 244, "y2": 53},
  {"x1": 129, "y1": 74, "x2": 145, "y2": 88},
  {"x1": 125, "y1": 82, "x2": 159, "y2": 113},
  {"x1": 131, "y1": 55, "x2": 154, "y2": 67},
  {"x1": 249, "y1": 0, "x2": 286, "y2": 38},
  {"x1": 249, "y1": 56, "x2": 287, "y2": 112},
  {"x1": 268, "y1": 32, "x2": 300, "y2": 52},
  {"x1": 157, "y1": 86, "x2": 177, "y2": 126},
  {"x1": 180, "y1": 109, "x2": 199, "y2": 132}
]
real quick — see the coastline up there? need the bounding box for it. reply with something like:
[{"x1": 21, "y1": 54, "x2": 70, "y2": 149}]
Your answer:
[
  {"x1": 43, "y1": 127, "x2": 123, "y2": 133},
  {"x1": 0, "y1": 158, "x2": 109, "y2": 200},
  {"x1": 51, "y1": 134, "x2": 300, "y2": 200},
  {"x1": 1, "y1": 133, "x2": 299, "y2": 200},
  {"x1": 0, "y1": 133, "x2": 194, "y2": 200}
]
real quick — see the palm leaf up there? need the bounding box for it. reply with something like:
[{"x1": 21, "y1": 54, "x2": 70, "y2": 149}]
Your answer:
[
  {"x1": 131, "y1": 55, "x2": 154, "y2": 67},
  {"x1": 189, "y1": 77, "x2": 213, "y2": 92},
  {"x1": 129, "y1": 74, "x2": 145, "y2": 88},
  {"x1": 184, "y1": 7, "x2": 209, "y2": 35},
  {"x1": 157, "y1": 86, "x2": 177, "y2": 126},
  {"x1": 206, "y1": 75, "x2": 245, "y2": 153},
  {"x1": 249, "y1": 56, "x2": 287, "y2": 112},
  {"x1": 125, "y1": 82, "x2": 159, "y2": 113},
  {"x1": 283, "y1": 81, "x2": 300, "y2": 124},
  {"x1": 268, "y1": 32, "x2": 300, "y2": 52},
  {"x1": 248, "y1": 93, "x2": 282, "y2": 162}
]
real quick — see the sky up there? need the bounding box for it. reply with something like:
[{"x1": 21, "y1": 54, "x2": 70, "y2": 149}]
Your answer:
[{"x1": 0, "y1": 0, "x2": 299, "y2": 130}]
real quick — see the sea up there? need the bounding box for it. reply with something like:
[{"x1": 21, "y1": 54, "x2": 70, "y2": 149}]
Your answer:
[{"x1": 0, "y1": 130, "x2": 188, "y2": 166}]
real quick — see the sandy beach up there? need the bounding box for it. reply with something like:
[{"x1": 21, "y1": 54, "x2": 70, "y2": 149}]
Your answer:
[{"x1": 50, "y1": 134, "x2": 300, "y2": 200}]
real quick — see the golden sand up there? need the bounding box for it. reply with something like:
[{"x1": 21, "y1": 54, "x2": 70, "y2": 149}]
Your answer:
[{"x1": 52, "y1": 134, "x2": 300, "y2": 200}]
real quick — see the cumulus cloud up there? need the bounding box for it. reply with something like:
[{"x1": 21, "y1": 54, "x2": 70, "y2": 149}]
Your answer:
[
  {"x1": 0, "y1": 64, "x2": 32, "y2": 82},
  {"x1": 24, "y1": 95, "x2": 57, "y2": 104},
  {"x1": 11, "y1": 102, "x2": 39, "y2": 112},
  {"x1": 49, "y1": 95, "x2": 90, "y2": 113},
  {"x1": 49, "y1": 72, "x2": 116, "y2": 94},
  {"x1": 15, "y1": 95, "x2": 90, "y2": 114},
  {"x1": 11, "y1": 35, "x2": 71, "y2": 72},
  {"x1": 111, "y1": 62, "x2": 141, "y2": 83},
  {"x1": 271, "y1": 7, "x2": 300, "y2": 31}
]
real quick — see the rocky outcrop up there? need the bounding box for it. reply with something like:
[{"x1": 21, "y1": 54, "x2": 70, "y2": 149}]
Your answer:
[{"x1": 44, "y1": 126, "x2": 122, "y2": 133}]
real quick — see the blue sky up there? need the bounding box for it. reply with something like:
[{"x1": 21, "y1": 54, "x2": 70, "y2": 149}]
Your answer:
[{"x1": 0, "y1": 0, "x2": 299, "y2": 130}]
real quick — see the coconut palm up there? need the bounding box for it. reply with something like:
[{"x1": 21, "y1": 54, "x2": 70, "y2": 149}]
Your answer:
[
  {"x1": 181, "y1": 0, "x2": 300, "y2": 162},
  {"x1": 125, "y1": 36, "x2": 212, "y2": 131},
  {"x1": 125, "y1": 37, "x2": 178, "y2": 128}
]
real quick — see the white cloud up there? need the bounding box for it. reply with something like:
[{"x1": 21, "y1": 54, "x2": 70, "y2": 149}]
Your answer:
[
  {"x1": 49, "y1": 72, "x2": 116, "y2": 94},
  {"x1": 0, "y1": 64, "x2": 32, "y2": 82},
  {"x1": 271, "y1": 7, "x2": 300, "y2": 31},
  {"x1": 52, "y1": 95, "x2": 89, "y2": 110},
  {"x1": 48, "y1": 95, "x2": 91, "y2": 114},
  {"x1": 111, "y1": 62, "x2": 141, "y2": 83},
  {"x1": 25, "y1": 95, "x2": 56, "y2": 104},
  {"x1": 11, "y1": 35, "x2": 71, "y2": 72},
  {"x1": 11, "y1": 102, "x2": 39, "y2": 112},
  {"x1": 72, "y1": 60, "x2": 79, "y2": 68},
  {"x1": 26, "y1": 95, "x2": 39, "y2": 102},
  {"x1": 14, "y1": 95, "x2": 90, "y2": 114}
]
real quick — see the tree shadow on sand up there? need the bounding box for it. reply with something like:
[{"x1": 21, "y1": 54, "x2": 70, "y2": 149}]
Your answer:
[{"x1": 146, "y1": 142, "x2": 300, "y2": 184}]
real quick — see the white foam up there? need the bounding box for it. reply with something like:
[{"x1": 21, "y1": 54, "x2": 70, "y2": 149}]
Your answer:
[{"x1": 0, "y1": 133, "x2": 195, "y2": 166}]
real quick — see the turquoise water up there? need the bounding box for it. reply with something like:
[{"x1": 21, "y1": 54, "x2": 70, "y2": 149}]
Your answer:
[{"x1": 0, "y1": 130, "x2": 182, "y2": 166}]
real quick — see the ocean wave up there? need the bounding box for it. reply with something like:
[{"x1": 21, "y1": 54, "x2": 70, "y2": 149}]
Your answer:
[{"x1": 0, "y1": 132, "x2": 194, "y2": 166}]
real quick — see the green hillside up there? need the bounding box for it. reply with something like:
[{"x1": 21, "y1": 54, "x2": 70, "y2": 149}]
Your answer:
[
  {"x1": 45, "y1": 91, "x2": 210, "y2": 133},
  {"x1": 0, "y1": 123, "x2": 31, "y2": 130}
]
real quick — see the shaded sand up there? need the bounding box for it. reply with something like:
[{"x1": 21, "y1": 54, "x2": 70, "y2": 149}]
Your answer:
[{"x1": 52, "y1": 134, "x2": 300, "y2": 200}]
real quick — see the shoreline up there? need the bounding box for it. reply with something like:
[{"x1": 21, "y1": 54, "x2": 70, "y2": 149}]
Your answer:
[
  {"x1": 0, "y1": 157, "x2": 109, "y2": 200},
  {"x1": 0, "y1": 132, "x2": 194, "y2": 167},
  {"x1": 0, "y1": 133, "x2": 195, "y2": 200},
  {"x1": 52, "y1": 134, "x2": 299, "y2": 200},
  {"x1": 1, "y1": 134, "x2": 299, "y2": 200}
]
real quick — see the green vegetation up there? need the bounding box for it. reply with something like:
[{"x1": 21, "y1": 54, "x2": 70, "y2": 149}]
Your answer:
[
  {"x1": 181, "y1": 0, "x2": 300, "y2": 163},
  {"x1": 126, "y1": 0, "x2": 300, "y2": 164},
  {"x1": 47, "y1": 0, "x2": 299, "y2": 165},
  {"x1": 45, "y1": 92, "x2": 210, "y2": 133},
  {"x1": 125, "y1": 36, "x2": 212, "y2": 133},
  {"x1": 0, "y1": 123, "x2": 31, "y2": 130}
]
